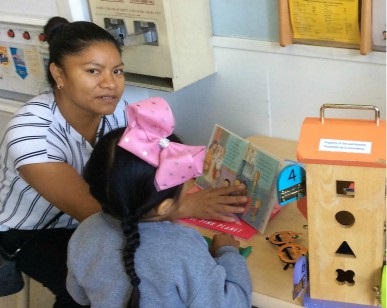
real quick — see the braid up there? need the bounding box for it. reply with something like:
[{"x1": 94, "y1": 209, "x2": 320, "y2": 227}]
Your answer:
[
  {"x1": 121, "y1": 205, "x2": 153, "y2": 308},
  {"x1": 121, "y1": 213, "x2": 140, "y2": 286}
]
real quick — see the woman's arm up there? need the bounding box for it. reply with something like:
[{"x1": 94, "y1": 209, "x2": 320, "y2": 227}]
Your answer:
[
  {"x1": 19, "y1": 162, "x2": 101, "y2": 222},
  {"x1": 19, "y1": 163, "x2": 248, "y2": 223}
]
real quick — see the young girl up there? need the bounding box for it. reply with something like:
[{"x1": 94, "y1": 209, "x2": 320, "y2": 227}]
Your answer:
[{"x1": 66, "y1": 98, "x2": 252, "y2": 307}]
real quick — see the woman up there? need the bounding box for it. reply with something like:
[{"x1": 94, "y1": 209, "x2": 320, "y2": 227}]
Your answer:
[{"x1": 0, "y1": 17, "x2": 247, "y2": 307}]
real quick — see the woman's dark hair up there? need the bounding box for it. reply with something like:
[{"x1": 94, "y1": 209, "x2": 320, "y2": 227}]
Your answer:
[
  {"x1": 83, "y1": 127, "x2": 183, "y2": 307},
  {"x1": 43, "y1": 16, "x2": 122, "y2": 87}
]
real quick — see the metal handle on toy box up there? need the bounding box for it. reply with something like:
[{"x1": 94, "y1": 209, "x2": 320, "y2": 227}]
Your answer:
[{"x1": 320, "y1": 104, "x2": 380, "y2": 126}]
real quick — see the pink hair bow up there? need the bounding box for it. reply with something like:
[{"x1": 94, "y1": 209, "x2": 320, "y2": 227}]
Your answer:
[{"x1": 118, "y1": 97, "x2": 206, "y2": 191}]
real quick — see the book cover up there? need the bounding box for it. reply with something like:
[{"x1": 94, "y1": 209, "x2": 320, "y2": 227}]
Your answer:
[
  {"x1": 179, "y1": 216, "x2": 258, "y2": 240},
  {"x1": 182, "y1": 125, "x2": 285, "y2": 237},
  {"x1": 179, "y1": 185, "x2": 258, "y2": 240}
]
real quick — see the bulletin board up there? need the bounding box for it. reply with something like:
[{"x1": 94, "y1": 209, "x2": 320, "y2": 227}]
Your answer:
[{"x1": 278, "y1": 0, "x2": 385, "y2": 55}]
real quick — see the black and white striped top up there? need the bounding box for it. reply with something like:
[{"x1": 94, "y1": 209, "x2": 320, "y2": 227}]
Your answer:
[{"x1": 0, "y1": 91, "x2": 129, "y2": 230}]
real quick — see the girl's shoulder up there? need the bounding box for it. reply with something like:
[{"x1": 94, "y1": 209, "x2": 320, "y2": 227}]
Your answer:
[
  {"x1": 140, "y1": 222, "x2": 207, "y2": 250},
  {"x1": 141, "y1": 221, "x2": 200, "y2": 235},
  {"x1": 69, "y1": 213, "x2": 122, "y2": 248},
  {"x1": 74, "y1": 213, "x2": 121, "y2": 236}
]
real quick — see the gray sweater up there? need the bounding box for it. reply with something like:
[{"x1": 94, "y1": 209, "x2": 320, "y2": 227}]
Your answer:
[{"x1": 66, "y1": 213, "x2": 252, "y2": 307}]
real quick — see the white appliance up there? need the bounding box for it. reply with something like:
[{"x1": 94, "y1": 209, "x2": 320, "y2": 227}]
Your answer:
[
  {"x1": 0, "y1": 0, "x2": 90, "y2": 120},
  {"x1": 88, "y1": 0, "x2": 215, "y2": 92}
]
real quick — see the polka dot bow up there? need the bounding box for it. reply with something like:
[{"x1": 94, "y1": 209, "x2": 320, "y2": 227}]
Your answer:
[{"x1": 118, "y1": 97, "x2": 206, "y2": 191}]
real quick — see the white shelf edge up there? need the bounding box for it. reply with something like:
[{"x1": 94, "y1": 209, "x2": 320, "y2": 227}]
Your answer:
[
  {"x1": 212, "y1": 36, "x2": 386, "y2": 65},
  {"x1": 0, "y1": 13, "x2": 47, "y2": 27}
]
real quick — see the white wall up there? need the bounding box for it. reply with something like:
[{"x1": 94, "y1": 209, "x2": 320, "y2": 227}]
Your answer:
[
  {"x1": 0, "y1": 2, "x2": 384, "y2": 147},
  {"x1": 122, "y1": 37, "x2": 386, "y2": 146}
]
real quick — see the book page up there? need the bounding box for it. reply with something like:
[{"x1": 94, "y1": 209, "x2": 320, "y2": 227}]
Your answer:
[
  {"x1": 196, "y1": 125, "x2": 249, "y2": 190},
  {"x1": 194, "y1": 125, "x2": 282, "y2": 234},
  {"x1": 289, "y1": 0, "x2": 361, "y2": 44},
  {"x1": 236, "y1": 143, "x2": 280, "y2": 233}
]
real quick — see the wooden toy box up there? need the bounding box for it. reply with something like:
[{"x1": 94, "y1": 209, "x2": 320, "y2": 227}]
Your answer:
[{"x1": 297, "y1": 104, "x2": 386, "y2": 306}]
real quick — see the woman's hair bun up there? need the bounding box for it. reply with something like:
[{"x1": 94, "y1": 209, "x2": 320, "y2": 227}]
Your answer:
[{"x1": 43, "y1": 16, "x2": 70, "y2": 45}]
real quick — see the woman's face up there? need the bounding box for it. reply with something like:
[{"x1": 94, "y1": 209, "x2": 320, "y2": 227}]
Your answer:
[{"x1": 52, "y1": 41, "x2": 125, "y2": 117}]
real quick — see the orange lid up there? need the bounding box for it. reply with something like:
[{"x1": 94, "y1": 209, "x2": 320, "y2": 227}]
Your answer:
[{"x1": 297, "y1": 118, "x2": 386, "y2": 168}]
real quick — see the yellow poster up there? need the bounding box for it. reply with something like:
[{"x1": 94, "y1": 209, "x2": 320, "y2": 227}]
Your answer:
[{"x1": 289, "y1": 0, "x2": 361, "y2": 44}]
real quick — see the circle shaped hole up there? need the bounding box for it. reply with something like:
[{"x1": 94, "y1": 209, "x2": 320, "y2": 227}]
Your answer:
[{"x1": 335, "y1": 211, "x2": 355, "y2": 227}]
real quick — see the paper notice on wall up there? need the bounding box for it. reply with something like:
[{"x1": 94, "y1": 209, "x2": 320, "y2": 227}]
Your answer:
[
  {"x1": 288, "y1": 0, "x2": 361, "y2": 44},
  {"x1": 0, "y1": 44, "x2": 48, "y2": 95}
]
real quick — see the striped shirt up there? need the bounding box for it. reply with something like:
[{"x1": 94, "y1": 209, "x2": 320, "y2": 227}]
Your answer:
[{"x1": 0, "y1": 91, "x2": 129, "y2": 230}]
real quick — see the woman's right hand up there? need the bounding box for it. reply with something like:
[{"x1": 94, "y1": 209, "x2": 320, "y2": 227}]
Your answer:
[
  {"x1": 172, "y1": 184, "x2": 248, "y2": 222},
  {"x1": 210, "y1": 233, "x2": 240, "y2": 256}
]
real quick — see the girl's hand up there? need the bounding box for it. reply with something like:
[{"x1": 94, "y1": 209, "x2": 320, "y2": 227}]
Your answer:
[
  {"x1": 210, "y1": 233, "x2": 240, "y2": 256},
  {"x1": 172, "y1": 184, "x2": 248, "y2": 222}
]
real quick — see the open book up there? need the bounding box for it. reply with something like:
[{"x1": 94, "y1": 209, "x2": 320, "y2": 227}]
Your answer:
[{"x1": 180, "y1": 125, "x2": 289, "y2": 238}]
